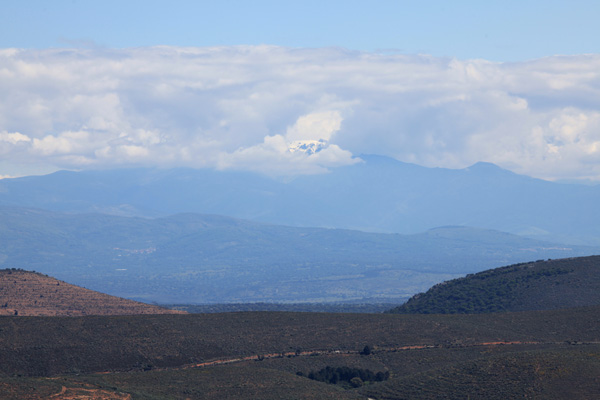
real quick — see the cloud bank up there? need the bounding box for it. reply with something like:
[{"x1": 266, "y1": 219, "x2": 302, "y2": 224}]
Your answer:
[{"x1": 1, "y1": 46, "x2": 599, "y2": 180}]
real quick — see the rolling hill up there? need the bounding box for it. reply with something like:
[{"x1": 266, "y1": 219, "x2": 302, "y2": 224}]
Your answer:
[
  {"x1": 2, "y1": 257, "x2": 600, "y2": 398},
  {"x1": 1, "y1": 306, "x2": 600, "y2": 398},
  {"x1": 388, "y1": 255, "x2": 600, "y2": 314},
  {"x1": 0, "y1": 269, "x2": 183, "y2": 316},
  {"x1": 1, "y1": 206, "x2": 597, "y2": 303}
]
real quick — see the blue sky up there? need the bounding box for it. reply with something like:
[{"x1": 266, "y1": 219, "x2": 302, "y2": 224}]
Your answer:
[
  {"x1": 2, "y1": 0, "x2": 599, "y2": 61},
  {"x1": 1, "y1": 1, "x2": 600, "y2": 181}
]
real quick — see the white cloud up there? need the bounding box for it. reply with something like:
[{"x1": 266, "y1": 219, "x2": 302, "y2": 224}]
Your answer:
[
  {"x1": 1, "y1": 46, "x2": 600, "y2": 180},
  {"x1": 218, "y1": 111, "x2": 359, "y2": 176},
  {"x1": 285, "y1": 111, "x2": 342, "y2": 142},
  {"x1": 0, "y1": 131, "x2": 31, "y2": 144},
  {"x1": 32, "y1": 131, "x2": 90, "y2": 155}
]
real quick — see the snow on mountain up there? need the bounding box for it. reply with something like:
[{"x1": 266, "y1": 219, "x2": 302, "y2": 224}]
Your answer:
[{"x1": 288, "y1": 139, "x2": 328, "y2": 155}]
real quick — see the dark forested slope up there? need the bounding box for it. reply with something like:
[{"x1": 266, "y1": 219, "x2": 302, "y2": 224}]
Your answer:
[{"x1": 389, "y1": 256, "x2": 600, "y2": 314}]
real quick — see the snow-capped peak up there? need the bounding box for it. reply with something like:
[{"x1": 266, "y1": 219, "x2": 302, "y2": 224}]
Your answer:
[{"x1": 288, "y1": 139, "x2": 328, "y2": 155}]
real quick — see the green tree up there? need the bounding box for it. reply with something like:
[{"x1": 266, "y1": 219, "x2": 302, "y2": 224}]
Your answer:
[
  {"x1": 360, "y1": 345, "x2": 371, "y2": 355},
  {"x1": 350, "y1": 377, "x2": 363, "y2": 388}
]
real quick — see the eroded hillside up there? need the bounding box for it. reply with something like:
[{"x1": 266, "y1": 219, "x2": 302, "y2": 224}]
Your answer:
[{"x1": 0, "y1": 269, "x2": 183, "y2": 316}]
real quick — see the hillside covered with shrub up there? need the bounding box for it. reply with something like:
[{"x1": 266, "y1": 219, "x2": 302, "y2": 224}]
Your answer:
[{"x1": 389, "y1": 256, "x2": 600, "y2": 314}]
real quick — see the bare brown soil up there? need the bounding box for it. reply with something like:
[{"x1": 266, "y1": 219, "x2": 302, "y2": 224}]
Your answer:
[
  {"x1": 0, "y1": 269, "x2": 184, "y2": 316},
  {"x1": 48, "y1": 385, "x2": 132, "y2": 399}
]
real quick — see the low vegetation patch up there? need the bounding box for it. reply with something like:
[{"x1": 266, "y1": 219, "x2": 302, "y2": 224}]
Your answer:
[{"x1": 298, "y1": 366, "x2": 389, "y2": 388}]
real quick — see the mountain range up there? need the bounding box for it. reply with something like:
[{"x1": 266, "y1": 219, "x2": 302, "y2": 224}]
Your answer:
[
  {"x1": 1, "y1": 154, "x2": 599, "y2": 245},
  {"x1": 1, "y1": 206, "x2": 598, "y2": 303}
]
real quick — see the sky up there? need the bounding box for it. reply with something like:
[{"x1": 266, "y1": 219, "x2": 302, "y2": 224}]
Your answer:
[{"x1": 1, "y1": 0, "x2": 600, "y2": 181}]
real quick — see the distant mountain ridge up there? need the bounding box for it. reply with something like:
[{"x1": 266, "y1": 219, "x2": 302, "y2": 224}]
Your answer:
[
  {"x1": 1, "y1": 206, "x2": 598, "y2": 303},
  {"x1": 388, "y1": 255, "x2": 600, "y2": 314},
  {"x1": 1, "y1": 154, "x2": 598, "y2": 245}
]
